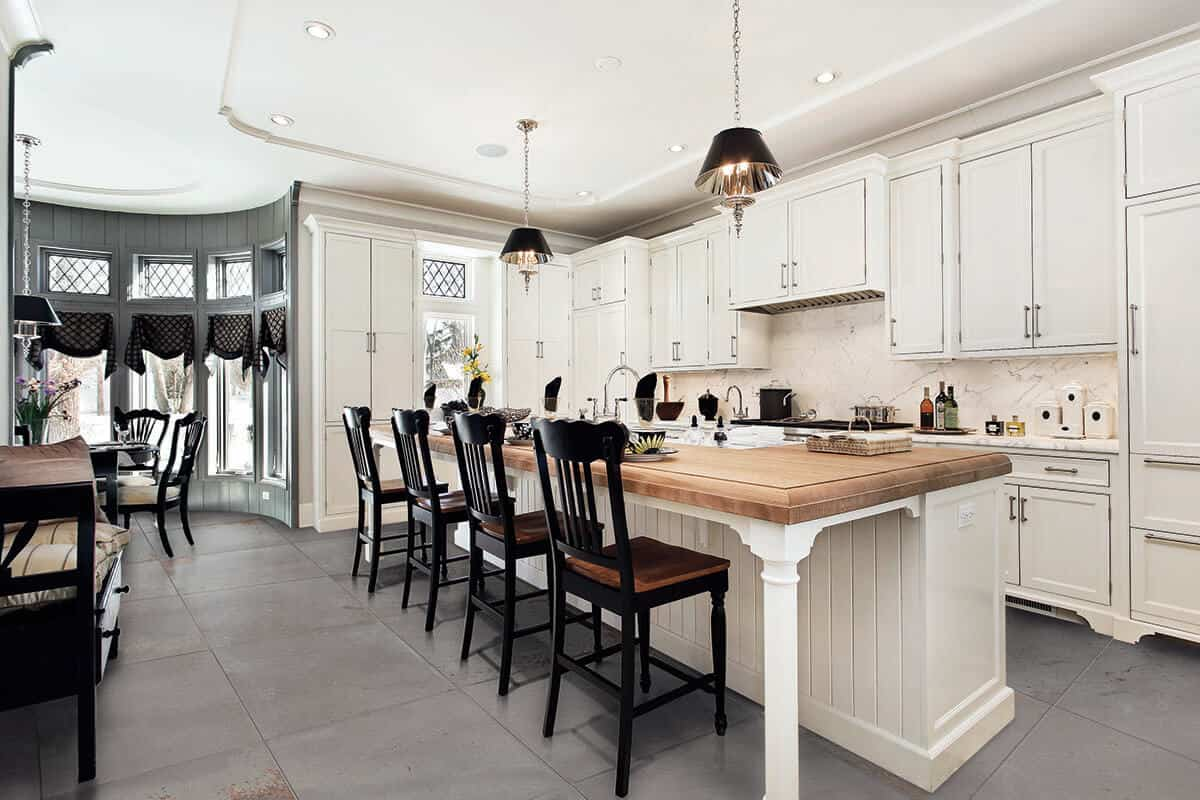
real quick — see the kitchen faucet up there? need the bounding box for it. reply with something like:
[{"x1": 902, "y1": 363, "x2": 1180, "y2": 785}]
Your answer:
[
  {"x1": 602, "y1": 363, "x2": 641, "y2": 419},
  {"x1": 725, "y1": 385, "x2": 749, "y2": 419}
]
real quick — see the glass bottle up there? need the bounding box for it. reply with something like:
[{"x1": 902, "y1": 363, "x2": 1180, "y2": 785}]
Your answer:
[
  {"x1": 934, "y1": 381, "x2": 947, "y2": 431},
  {"x1": 920, "y1": 387, "x2": 934, "y2": 429},
  {"x1": 945, "y1": 385, "x2": 959, "y2": 430}
]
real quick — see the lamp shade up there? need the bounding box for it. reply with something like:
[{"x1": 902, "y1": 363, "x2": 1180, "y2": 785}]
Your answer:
[
  {"x1": 500, "y1": 226, "x2": 553, "y2": 266},
  {"x1": 694, "y1": 126, "x2": 783, "y2": 197},
  {"x1": 14, "y1": 294, "x2": 61, "y2": 326}
]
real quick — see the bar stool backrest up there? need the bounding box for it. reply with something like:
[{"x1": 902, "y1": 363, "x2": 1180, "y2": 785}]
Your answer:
[
  {"x1": 391, "y1": 409, "x2": 441, "y2": 513},
  {"x1": 341, "y1": 406, "x2": 382, "y2": 496},
  {"x1": 157, "y1": 413, "x2": 206, "y2": 504},
  {"x1": 532, "y1": 418, "x2": 634, "y2": 594},
  {"x1": 450, "y1": 411, "x2": 512, "y2": 538},
  {"x1": 112, "y1": 406, "x2": 170, "y2": 471}
]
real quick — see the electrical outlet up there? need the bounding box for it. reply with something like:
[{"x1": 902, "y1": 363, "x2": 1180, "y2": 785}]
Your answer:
[
  {"x1": 957, "y1": 502, "x2": 977, "y2": 529},
  {"x1": 261, "y1": 490, "x2": 271, "y2": 501}
]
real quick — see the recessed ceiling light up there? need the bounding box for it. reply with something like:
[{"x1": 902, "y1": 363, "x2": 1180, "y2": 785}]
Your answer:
[
  {"x1": 269, "y1": 113, "x2": 294, "y2": 127},
  {"x1": 667, "y1": 144, "x2": 686, "y2": 153},
  {"x1": 576, "y1": 190, "x2": 592, "y2": 197},
  {"x1": 304, "y1": 20, "x2": 335, "y2": 39},
  {"x1": 594, "y1": 56, "x2": 622, "y2": 72},
  {"x1": 814, "y1": 70, "x2": 838, "y2": 85},
  {"x1": 475, "y1": 143, "x2": 508, "y2": 158}
]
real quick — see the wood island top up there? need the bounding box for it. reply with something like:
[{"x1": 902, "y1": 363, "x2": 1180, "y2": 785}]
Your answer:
[{"x1": 392, "y1": 433, "x2": 1012, "y2": 526}]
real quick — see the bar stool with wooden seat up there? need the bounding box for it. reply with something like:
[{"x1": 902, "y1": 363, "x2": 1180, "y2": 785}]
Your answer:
[
  {"x1": 451, "y1": 411, "x2": 602, "y2": 696},
  {"x1": 341, "y1": 406, "x2": 418, "y2": 593},
  {"x1": 533, "y1": 418, "x2": 730, "y2": 798},
  {"x1": 392, "y1": 408, "x2": 499, "y2": 632}
]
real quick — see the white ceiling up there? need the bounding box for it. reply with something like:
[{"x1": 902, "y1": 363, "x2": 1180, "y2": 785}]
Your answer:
[{"x1": 16, "y1": 0, "x2": 1200, "y2": 239}]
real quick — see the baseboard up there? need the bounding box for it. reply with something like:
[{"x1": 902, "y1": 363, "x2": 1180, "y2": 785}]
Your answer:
[
  {"x1": 298, "y1": 502, "x2": 314, "y2": 528},
  {"x1": 315, "y1": 506, "x2": 409, "y2": 533}
]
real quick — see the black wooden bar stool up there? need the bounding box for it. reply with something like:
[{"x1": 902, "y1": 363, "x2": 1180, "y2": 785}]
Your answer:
[
  {"x1": 533, "y1": 418, "x2": 731, "y2": 798},
  {"x1": 341, "y1": 406, "x2": 418, "y2": 593},
  {"x1": 392, "y1": 408, "x2": 500, "y2": 631},
  {"x1": 450, "y1": 411, "x2": 602, "y2": 696}
]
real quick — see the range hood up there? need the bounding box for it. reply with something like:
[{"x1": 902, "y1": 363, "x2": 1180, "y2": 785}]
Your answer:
[{"x1": 734, "y1": 288, "x2": 885, "y2": 315}]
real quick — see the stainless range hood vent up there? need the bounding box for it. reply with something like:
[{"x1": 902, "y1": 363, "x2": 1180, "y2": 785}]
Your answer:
[{"x1": 738, "y1": 289, "x2": 885, "y2": 315}]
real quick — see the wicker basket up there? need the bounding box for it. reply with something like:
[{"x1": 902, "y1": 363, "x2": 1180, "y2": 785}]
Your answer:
[{"x1": 806, "y1": 435, "x2": 913, "y2": 456}]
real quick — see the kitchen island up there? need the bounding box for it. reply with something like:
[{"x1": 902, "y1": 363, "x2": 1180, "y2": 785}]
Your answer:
[{"x1": 376, "y1": 431, "x2": 1013, "y2": 798}]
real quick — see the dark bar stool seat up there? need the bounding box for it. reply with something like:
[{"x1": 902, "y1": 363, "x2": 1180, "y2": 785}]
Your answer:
[
  {"x1": 533, "y1": 418, "x2": 730, "y2": 798},
  {"x1": 451, "y1": 411, "x2": 601, "y2": 696},
  {"x1": 341, "y1": 406, "x2": 417, "y2": 593}
]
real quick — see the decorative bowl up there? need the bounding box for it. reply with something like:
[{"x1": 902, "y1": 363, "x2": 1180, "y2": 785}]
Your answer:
[
  {"x1": 481, "y1": 407, "x2": 531, "y2": 424},
  {"x1": 655, "y1": 401, "x2": 684, "y2": 421}
]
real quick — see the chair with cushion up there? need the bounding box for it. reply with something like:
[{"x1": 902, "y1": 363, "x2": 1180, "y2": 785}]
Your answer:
[
  {"x1": 111, "y1": 406, "x2": 170, "y2": 478},
  {"x1": 118, "y1": 413, "x2": 206, "y2": 558},
  {"x1": 451, "y1": 411, "x2": 601, "y2": 695},
  {"x1": 341, "y1": 406, "x2": 420, "y2": 593},
  {"x1": 533, "y1": 418, "x2": 730, "y2": 797}
]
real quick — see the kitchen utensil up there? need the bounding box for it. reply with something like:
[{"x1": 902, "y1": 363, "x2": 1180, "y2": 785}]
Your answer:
[
  {"x1": 805, "y1": 419, "x2": 913, "y2": 456},
  {"x1": 1084, "y1": 402, "x2": 1116, "y2": 439},
  {"x1": 624, "y1": 451, "x2": 670, "y2": 463},
  {"x1": 423, "y1": 382, "x2": 437, "y2": 410},
  {"x1": 504, "y1": 437, "x2": 534, "y2": 448},
  {"x1": 628, "y1": 432, "x2": 667, "y2": 454},
  {"x1": 510, "y1": 421, "x2": 532, "y2": 440},
  {"x1": 1058, "y1": 382, "x2": 1087, "y2": 430},
  {"x1": 635, "y1": 373, "x2": 658, "y2": 399},
  {"x1": 914, "y1": 427, "x2": 978, "y2": 435},
  {"x1": 698, "y1": 389, "x2": 718, "y2": 421},
  {"x1": 851, "y1": 395, "x2": 899, "y2": 424},
  {"x1": 655, "y1": 401, "x2": 684, "y2": 421},
  {"x1": 544, "y1": 376, "x2": 562, "y2": 414},
  {"x1": 1053, "y1": 422, "x2": 1084, "y2": 439},
  {"x1": 480, "y1": 407, "x2": 531, "y2": 424},
  {"x1": 1033, "y1": 401, "x2": 1061, "y2": 436},
  {"x1": 758, "y1": 386, "x2": 793, "y2": 420}
]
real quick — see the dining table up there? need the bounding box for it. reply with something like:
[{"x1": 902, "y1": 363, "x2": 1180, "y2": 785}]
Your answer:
[{"x1": 88, "y1": 442, "x2": 159, "y2": 524}]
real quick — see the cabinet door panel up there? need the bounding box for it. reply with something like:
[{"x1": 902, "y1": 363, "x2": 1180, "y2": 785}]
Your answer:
[
  {"x1": 732, "y1": 201, "x2": 789, "y2": 304},
  {"x1": 370, "y1": 332, "x2": 413, "y2": 413},
  {"x1": 1018, "y1": 487, "x2": 1109, "y2": 605},
  {"x1": 507, "y1": 268, "x2": 541, "y2": 342},
  {"x1": 1001, "y1": 485, "x2": 1020, "y2": 586},
  {"x1": 1032, "y1": 124, "x2": 1116, "y2": 348},
  {"x1": 539, "y1": 336, "x2": 570, "y2": 414},
  {"x1": 1132, "y1": 528, "x2": 1200, "y2": 630},
  {"x1": 707, "y1": 229, "x2": 738, "y2": 366},
  {"x1": 649, "y1": 248, "x2": 676, "y2": 369},
  {"x1": 539, "y1": 266, "x2": 572, "y2": 337},
  {"x1": 571, "y1": 308, "x2": 599, "y2": 414},
  {"x1": 793, "y1": 180, "x2": 866, "y2": 294},
  {"x1": 324, "y1": 426, "x2": 358, "y2": 516},
  {"x1": 573, "y1": 260, "x2": 598, "y2": 309},
  {"x1": 889, "y1": 167, "x2": 944, "y2": 355},
  {"x1": 324, "y1": 233, "x2": 371, "y2": 333},
  {"x1": 1125, "y1": 73, "x2": 1200, "y2": 198},
  {"x1": 1131, "y1": 455, "x2": 1200, "y2": 537},
  {"x1": 959, "y1": 148, "x2": 1033, "y2": 352},
  {"x1": 506, "y1": 338, "x2": 541, "y2": 413},
  {"x1": 370, "y1": 240, "x2": 414, "y2": 334},
  {"x1": 676, "y1": 239, "x2": 709, "y2": 366},
  {"x1": 599, "y1": 251, "x2": 626, "y2": 304},
  {"x1": 1127, "y1": 195, "x2": 1200, "y2": 458},
  {"x1": 597, "y1": 304, "x2": 630, "y2": 416},
  {"x1": 325, "y1": 330, "x2": 371, "y2": 422}
]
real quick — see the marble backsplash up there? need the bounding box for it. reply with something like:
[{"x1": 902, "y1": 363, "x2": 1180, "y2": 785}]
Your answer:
[{"x1": 663, "y1": 301, "x2": 1119, "y2": 431}]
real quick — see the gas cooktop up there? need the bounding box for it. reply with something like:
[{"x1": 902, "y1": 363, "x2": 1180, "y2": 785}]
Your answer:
[{"x1": 730, "y1": 418, "x2": 912, "y2": 431}]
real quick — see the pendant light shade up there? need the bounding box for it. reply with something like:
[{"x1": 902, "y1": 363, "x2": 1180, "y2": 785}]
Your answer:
[
  {"x1": 501, "y1": 119, "x2": 552, "y2": 291},
  {"x1": 13, "y1": 294, "x2": 61, "y2": 340}
]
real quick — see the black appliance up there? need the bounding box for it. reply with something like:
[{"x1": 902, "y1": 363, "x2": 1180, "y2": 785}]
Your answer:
[
  {"x1": 758, "y1": 387, "x2": 793, "y2": 420},
  {"x1": 731, "y1": 418, "x2": 912, "y2": 431}
]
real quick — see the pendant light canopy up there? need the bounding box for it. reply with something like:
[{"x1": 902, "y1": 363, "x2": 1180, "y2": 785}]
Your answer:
[
  {"x1": 13, "y1": 133, "x2": 59, "y2": 349},
  {"x1": 500, "y1": 118, "x2": 553, "y2": 292},
  {"x1": 694, "y1": 0, "x2": 782, "y2": 237}
]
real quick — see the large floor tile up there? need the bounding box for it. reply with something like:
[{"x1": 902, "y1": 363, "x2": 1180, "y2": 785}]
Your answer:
[
  {"x1": 45, "y1": 744, "x2": 294, "y2": 800},
  {"x1": 268, "y1": 691, "x2": 576, "y2": 800},
  {"x1": 0, "y1": 707, "x2": 40, "y2": 800},
  {"x1": 163, "y1": 545, "x2": 323, "y2": 594},
  {"x1": 160, "y1": 509, "x2": 264, "y2": 530},
  {"x1": 295, "y1": 531, "x2": 360, "y2": 575},
  {"x1": 183, "y1": 576, "x2": 373, "y2": 648},
  {"x1": 36, "y1": 651, "x2": 261, "y2": 798},
  {"x1": 974, "y1": 707, "x2": 1200, "y2": 800},
  {"x1": 165, "y1": 520, "x2": 289, "y2": 557},
  {"x1": 118, "y1": 528, "x2": 158, "y2": 564},
  {"x1": 1059, "y1": 633, "x2": 1200, "y2": 762},
  {"x1": 113, "y1": 594, "x2": 207, "y2": 664},
  {"x1": 215, "y1": 621, "x2": 452, "y2": 738},
  {"x1": 1005, "y1": 608, "x2": 1109, "y2": 703},
  {"x1": 121, "y1": 558, "x2": 177, "y2": 599}
]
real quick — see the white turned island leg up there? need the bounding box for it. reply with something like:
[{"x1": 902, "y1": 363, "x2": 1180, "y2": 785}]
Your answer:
[{"x1": 760, "y1": 558, "x2": 802, "y2": 800}]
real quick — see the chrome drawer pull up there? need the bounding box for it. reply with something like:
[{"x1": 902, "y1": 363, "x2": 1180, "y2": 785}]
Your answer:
[
  {"x1": 1019, "y1": 496, "x2": 1029, "y2": 523},
  {"x1": 1043, "y1": 466, "x2": 1079, "y2": 474},
  {"x1": 1008, "y1": 495, "x2": 1017, "y2": 522},
  {"x1": 1129, "y1": 304, "x2": 1139, "y2": 355},
  {"x1": 780, "y1": 263, "x2": 787, "y2": 289},
  {"x1": 1144, "y1": 533, "x2": 1200, "y2": 549},
  {"x1": 1024, "y1": 306, "x2": 1032, "y2": 339},
  {"x1": 1144, "y1": 459, "x2": 1200, "y2": 468}
]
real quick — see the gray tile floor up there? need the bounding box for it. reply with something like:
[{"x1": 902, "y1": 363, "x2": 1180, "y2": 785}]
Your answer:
[{"x1": 5, "y1": 511, "x2": 1200, "y2": 799}]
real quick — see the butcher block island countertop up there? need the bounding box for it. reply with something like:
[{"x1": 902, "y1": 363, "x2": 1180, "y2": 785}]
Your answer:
[{"x1": 420, "y1": 433, "x2": 1012, "y2": 524}]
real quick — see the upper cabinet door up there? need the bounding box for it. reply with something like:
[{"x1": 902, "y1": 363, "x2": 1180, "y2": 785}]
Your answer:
[
  {"x1": 506, "y1": 267, "x2": 542, "y2": 343},
  {"x1": 1032, "y1": 124, "x2": 1116, "y2": 349},
  {"x1": 649, "y1": 248, "x2": 676, "y2": 369},
  {"x1": 598, "y1": 250, "x2": 627, "y2": 304},
  {"x1": 1127, "y1": 194, "x2": 1200, "y2": 458},
  {"x1": 324, "y1": 233, "x2": 372, "y2": 333},
  {"x1": 707, "y1": 229, "x2": 738, "y2": 366},
  {"x1": 571, "y1": 307, "x2": 599, "y2": 411},
  {"x1": 792, "y1": 180, "x2": 867, "y2": 295},
  {"x1": 675, "y1": 239, "x2": 709, "y2": 367},
  {"x1": 371, "y1": 331, "x2": 414, "y2": 412},
  {"x1": 959, "y1": 147, "x2": 1033, "y2": 352},
  {"x1": 539, "y1": 265, "x2": 572, "y2": 339},
  {"x1": 573, "y1": 259, "x2": 598, "y2": 309},
  {"x1": 370, "y1": 240, "x2": 414, "y2": 335},
  {"x1": 1125, "y1": 73, "x2": 1200, "y2": 198},
  {"x1": 888, "y1": 167, "x2": 944, "y2": 355},
  {"x1": 732, "y1": 201, "x2": 789, "y2": 304}
]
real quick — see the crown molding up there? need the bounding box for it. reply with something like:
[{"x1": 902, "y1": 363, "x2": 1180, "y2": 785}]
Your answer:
[
  {"x1": 0, "y1": 0, "x2": 46, "y2": 58},
  {"x1": 26, "y1": 177, "x2": 201, "y2": 198}
]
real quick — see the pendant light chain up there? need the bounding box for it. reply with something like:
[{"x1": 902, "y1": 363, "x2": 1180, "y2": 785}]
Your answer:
[
  {"x1": 17, "y1": 134, "x2": 39, "y2": 296},
  {"x1": 522, "y1": 122, "x2": 531, "y2": 227},
  {"x1": 732, "y1": 0, "x2": 742, "y2": 124}
]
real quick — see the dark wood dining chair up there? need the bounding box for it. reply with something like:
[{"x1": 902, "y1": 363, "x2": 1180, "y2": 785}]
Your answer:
[
  {"x1": 392, "y1": 408, "x2": 490, "y2": 632},
  {"x1": 533, "y1": 418, "x2": 730, "y2": 797},
  {"x1": 118, "y1": 413, "x2": 206, "y2": 558},
  {"x1": 111, "y1": 406, "x2": 170, "y2": 476},
  {"x1": 450, "y1": 411, "x2": 600, "y2": 695},
  {"x1": 341, "y1": 406, "x2": 420, "y2": 593},
  {"x1": 13, "y1": 425, "x2": 30, "y2": 445}
]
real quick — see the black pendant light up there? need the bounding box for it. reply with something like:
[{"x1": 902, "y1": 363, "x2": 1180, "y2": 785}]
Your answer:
[
  {"x1": 12, "y1": 133, "x2": 60, "y2": 349},
  {"x1": 500, "y1": 119, "x2": 552, "y2": 291},
  {"x1": 695, "y1": 0, "x2": 782, "y2": 237}
]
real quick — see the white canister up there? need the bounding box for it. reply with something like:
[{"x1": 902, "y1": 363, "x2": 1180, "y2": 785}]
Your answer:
[
  {"x1": 1058, "y1": 382, "x2": 1087, "y2": 429},
  {"x1": 1033, "y1": 402, "x2": 1061, "y2": 437},
  {"x1": 1054, "y1": 422, "x2": 1085, "y2": 439},
  {"x1": 1084, "y1": 402, "x2": 1116, "y2": 439}
]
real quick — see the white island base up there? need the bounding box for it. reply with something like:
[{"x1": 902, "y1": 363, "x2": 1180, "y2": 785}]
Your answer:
[{"x1": 420, "y1": 445, "x2": 1013, "y2": 798}]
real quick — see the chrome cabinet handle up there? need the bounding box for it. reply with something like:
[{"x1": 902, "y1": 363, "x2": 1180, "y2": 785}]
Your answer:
[
  {"x1": 1129, "y1": 304, "x2": 1139, "y2": 355},
  {"x1": 373, "y1": 332, "x2": 378, "y2": 352},
  {"x1": 730, "y1": 335, "x2": 737, "y2": 359},
  {"x1": 1023, "y1": 306, "x2": 1032, "y2": 339},
  {"x1": 1019, "y1": 497, "x2": 1029, "y2": 523},
  {"x1": 1043, "y1": 466, "x2": 1079, "y2": 474},
  {"x1": 889, "y1": 318, "x2": 897, "y2": 348},
  {"x1": 780, "y1": 263, "x2": 787, "y2": 289},
  {"x1": 1144, "y1": 458, "x2": 1200, "y2": 468},
  {"x1": 1034, "y1": 304, "x2": 1042, "y2": 338},
  {"x1": 1008, "y1": 495, "x2": 1017, "y2": 522},
  {"x1": 1145, "y1": 532, "x2": 1200, "y2": 549},
  {"x1": 791, "y1": 260, "x2": 799, "y2": 289}
]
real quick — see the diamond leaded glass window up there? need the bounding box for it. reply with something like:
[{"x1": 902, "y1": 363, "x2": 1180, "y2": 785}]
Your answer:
[
  {"x1": 207, "y1": 256, "x2": 252, "y2": 299},
  {"x1": 135, "y1": 256, "x2": 194, "y2": 299},
  {"x1": 45, "y1": 250, "x2": 111, "y2": 295},
  {"x1": 421, "y1": 258, "x2": 467, "y2": 299}
]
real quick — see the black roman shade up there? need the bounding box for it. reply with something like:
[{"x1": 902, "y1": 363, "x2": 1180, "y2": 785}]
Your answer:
[
  {"x1": 203, "y1": 313, "x2": 255, "y2": 376},
  {"x1": 257, "y1": 306, "x2": 287, "y2": 374},
  {"x1": 124, "y1": 313, "x2": 195, "y2": 375},
  {"x1": 26, "y1": 310, "x2": 117, "y2": 377}
]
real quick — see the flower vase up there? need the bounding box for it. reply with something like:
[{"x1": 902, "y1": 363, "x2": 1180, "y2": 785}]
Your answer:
[
  {"x1": 468, "y1": 386, "x2": 486, "y2": 411},
  {"x1": 26, "y1": 417, "x2": 47, "y2": 445}
]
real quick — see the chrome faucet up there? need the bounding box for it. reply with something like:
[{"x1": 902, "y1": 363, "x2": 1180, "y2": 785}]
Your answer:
[
  {"x1": 602, "y1": 363, "x2": 641, "y2": 419},
  {"x1": 725, "y1": 385, "x2": 748, "y2": 419}
]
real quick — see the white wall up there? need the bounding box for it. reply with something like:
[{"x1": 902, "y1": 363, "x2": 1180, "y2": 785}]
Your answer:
[{"x1": 1, "y1": 59, "x2": 10, "y2": 442}]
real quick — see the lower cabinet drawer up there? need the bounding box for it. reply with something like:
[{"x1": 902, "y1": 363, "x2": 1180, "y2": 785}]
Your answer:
[
  {"x1": 1131, "y1": 454, "x2": 1200, "y2": 537},
  {"x1": 1132, "y1": 528, "x2": 1200, "y2": 631},
  {"x1": 1007, "y1": 453, "x2": 1110, "y2": 487},
  {"x1": 96, "y1": 557, "x2": 124, "y2": 681}
]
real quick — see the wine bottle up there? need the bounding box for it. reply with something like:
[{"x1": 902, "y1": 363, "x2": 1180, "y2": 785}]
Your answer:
[
  {"x1": 945, "y1": 385, "x2": 959, "y2": 430},
  {"x1": 934, "y1": 381, "x2": 947, "y2": 431},
  {"x1": 920, "y1": 387, "x2": 934, "y2": 429}
]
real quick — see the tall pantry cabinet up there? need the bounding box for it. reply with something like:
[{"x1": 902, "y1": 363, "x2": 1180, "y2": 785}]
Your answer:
[
  {"x1": 305, "y1": 215, "x2": 417, "y2": 531},
  {"x1": 1095, "y1": 40, "x2": 1200, "y2": 642},
  {"x1": 505, "y1": 264, "x2": 571, "y2": 415}
]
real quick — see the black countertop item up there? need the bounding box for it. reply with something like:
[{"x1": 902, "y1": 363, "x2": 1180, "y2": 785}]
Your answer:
[
  {"x1": 545, "y1": 376, "x2": 562, "y2": 399},
  {"x1": 731, "y1": 418, "x2": 913, "y2": 431},
  {"x1": 635, "y1": 372, "x2": 657, "y2": 400}
]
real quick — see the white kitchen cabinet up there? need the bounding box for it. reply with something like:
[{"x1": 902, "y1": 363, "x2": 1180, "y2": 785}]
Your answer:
[
  {"x1": 791, "y1": 180, "x2": 866, "y2": 294},
  {"x1": 1031, "y1": 124, "x2": 1116, "y2": 348},
  {"x1": 1001, "y1": 484, "x2": 1021, "y2": 586},
  {"x1": 888, "y1": 165, "x2": 946, "y2": 356},
  {"x1": 1018, "y1": 486, "x2": 1110, "y2": 606},
  {"x1": 959, "y1": 147, "x2": 1033, "y2": 352},
  {"x1": 649, "y1": 247, "x2": 675, "y2": 369},
  {"x1": 573, "y1": 259, "x2": 599, "y2": 308},
  {"x1": 707, "y1": 227, "x2": 745, "y2": 367},
  {"x1": 370, "y1": 240, "x2": 416, "y2": 412},
  {"x1": 506, "y1": 264, "x2": 571, "y2": 414},
  {"x1": 599, "y1": 250, "x2": 627, "y2": 304},
  {"x1": 571, "y1": 307, "x2": 599, "y2": 415},
  {"x1": 1127, "y1": 193, "x2": 1200, "y2": 458},
  {"x1": 572, "y1": 303, "x2": 630, "y2": 416},
  {"x1": 1131, "y1": 528, "x2": 1200, "y2": 631},
  {"x1": 732, "y1": 200, "x2": 789, "y2": 305},
  {"x1": 571, "y1": 244, "x2": 629, "y2": 309},
  {"x1": 1124, "y1": 72, "x2": 1200, "y2": 198},
  {"x1": 1130, "y1": 455, "x2": 1200, "y2": 538}
]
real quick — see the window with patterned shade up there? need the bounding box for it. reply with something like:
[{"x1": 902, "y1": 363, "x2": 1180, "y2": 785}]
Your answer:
[
  {"x1": 132, "y1": 255, "x2": 195, "y2": 299},
  {"x1": 44, "y1": 249, "x2": 112, "y2": 295}
]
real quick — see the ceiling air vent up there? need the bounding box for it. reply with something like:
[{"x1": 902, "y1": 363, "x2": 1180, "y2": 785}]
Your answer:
[{"x1": 737, "y1": 289, "x2": 884, "y2": 315}]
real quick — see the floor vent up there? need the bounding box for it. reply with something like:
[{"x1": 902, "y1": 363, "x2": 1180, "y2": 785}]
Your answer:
[{"x1": 1006, "y1": 596, "x2": 1055, "y2": 615}]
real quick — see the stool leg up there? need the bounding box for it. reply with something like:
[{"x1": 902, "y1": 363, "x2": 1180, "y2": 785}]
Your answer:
[
  {"x1": 711, "y1": 589, "x2": 727, "y2": 735},
  {"x1": 498, "y1": 555, "x2": 517, "y2": 696},
  {"x1": 425, "y1": 518, "x2": 443, "y2": 631},
  {"x1": 367, "y1": 499, "x2": 383, "y2": 594},
  {"x1": 401, "y1": 504, "x2": 416, "y2": 609},
  {"x1": 638, "y1": 608, "x2": 652, "y2": 693},
  {"x1": 155, "y1": 507, "x2": 174, "y2": 558},
  {"x1": 351, "y1": 497, "x2": 364, "y2": 577},
  {"x1": 542, "y1": 563, "x2": 566, "y2": 738},
  {"x1": 616, "y1": 611, "x2": 636, "y2": 797},
  {"x1": 591, "y1": 604, "x2": 603, "y2": 660},
  {"x1": 179, "y1": 486, "x2": 195, "y2": 547},
  {"x1": 460, "y1": 526, "x2": 479, "y2": 661}
]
